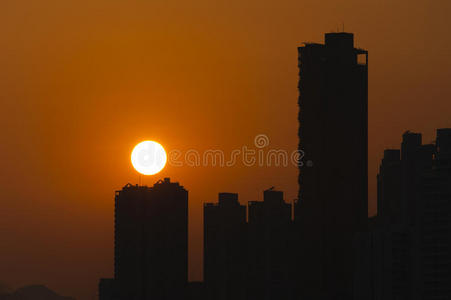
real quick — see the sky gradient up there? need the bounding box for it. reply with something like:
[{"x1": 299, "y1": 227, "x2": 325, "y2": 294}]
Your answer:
[{"x1": 1, "y1": 0, "x2": 451, "y2": 299}]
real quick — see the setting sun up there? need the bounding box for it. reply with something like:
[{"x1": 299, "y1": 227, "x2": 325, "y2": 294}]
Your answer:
[{"x1": 131, "y1": 141, "x2": 167, "y2": 175}]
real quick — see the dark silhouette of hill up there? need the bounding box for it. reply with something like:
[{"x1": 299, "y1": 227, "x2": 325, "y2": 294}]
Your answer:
[
  {"x1": 0, "y1": 285, "x2": 75, "y2": 300},
  {"x1": 0, "y1": 282, "x2": 12, "y2": 295}
]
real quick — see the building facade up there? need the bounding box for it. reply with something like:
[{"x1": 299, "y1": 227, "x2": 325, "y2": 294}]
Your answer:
[
  {"x1": 204, "y1": 193, "x2": 247, "y2": 300},
  {"x1": 247, "y1": 188, "x2": 293, "y2": 300},
  {"x1": 371, "y1": 129, "x2": 451, "y2": 300},
  {"x1": 112, "y1": 178, "x2": 188, "y2": 300},
  {"x1": 295, "y1": 32, "x2": 369, "y2": 300}
]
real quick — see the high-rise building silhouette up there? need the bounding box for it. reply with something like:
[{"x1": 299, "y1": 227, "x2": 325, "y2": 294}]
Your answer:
[
  {"x1": 295, "y1": 32, "x2": 368, "y2": 300},
  {"x1": 247, "y1": 188, "x2": 292, "y2": 300},
  {"x1": 112, "y1": 178, "x2": 188, "y2": 300},
  {"x1": 370, "y1": 129, "x2": 451, "y2": 300},
  {"x1": 420, "y1": 129, "x2": 451, "y2": 300},
  {"x1": 204, "y1": 193, "x2": 247, "y2": 300},
  {"x1": 371, "y1": 147, "x2": 411, "y2": 300},
  {"x1": 203, "y1": 188, "x2": 292, "y2": 300}
]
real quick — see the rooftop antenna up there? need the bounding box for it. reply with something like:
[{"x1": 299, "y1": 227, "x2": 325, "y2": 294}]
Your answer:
[{"x1": 342, "y1": 22, "x2": 345, "y2": 32}]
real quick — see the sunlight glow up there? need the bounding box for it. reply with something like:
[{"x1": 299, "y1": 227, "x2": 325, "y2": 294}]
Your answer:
[{"x1": 131, "y1": 141, "x2": 167, "y2": 175}]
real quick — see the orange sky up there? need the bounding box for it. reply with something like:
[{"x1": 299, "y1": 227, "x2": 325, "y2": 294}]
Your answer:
[{"x1": 1, "y1": 0, "x2": 451, "y2": 299}]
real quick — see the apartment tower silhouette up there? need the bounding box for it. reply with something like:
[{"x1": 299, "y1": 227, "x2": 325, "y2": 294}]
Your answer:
[
  {"x1": 113, "y1": 178, "x2": 188, "y2": 300},
  {"x1": 295, "y1": 32, "x2": 368, "y2": 300}
]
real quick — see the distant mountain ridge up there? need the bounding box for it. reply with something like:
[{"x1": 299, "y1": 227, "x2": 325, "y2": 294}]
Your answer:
[{"x1": 0, "y1": 285, "x2": 75, "y2": 300}]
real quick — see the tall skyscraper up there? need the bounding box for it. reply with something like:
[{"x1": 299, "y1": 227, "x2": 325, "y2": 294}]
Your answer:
[
  {"x1": 113, "y1": 178, "x2": 188, "y2": 300},
  {"x1": 295, "y1": 32, "x2": 368, "y2": 300},
  {"x1": 204, "y1": 193, "x2": 247, "y2": 300}
]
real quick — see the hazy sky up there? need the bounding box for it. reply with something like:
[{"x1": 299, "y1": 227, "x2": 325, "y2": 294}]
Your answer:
[{"x1": 1, "y1": 0, "x2": 451, "y2": 299}]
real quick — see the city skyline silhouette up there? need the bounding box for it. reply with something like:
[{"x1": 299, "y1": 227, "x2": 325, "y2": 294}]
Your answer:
[
  {"x1": 1, "y1": 2, "x2": 451, "y2": 298},
  {"x1": 98, "y1": 32, "x2": 451, "y2": 300}
]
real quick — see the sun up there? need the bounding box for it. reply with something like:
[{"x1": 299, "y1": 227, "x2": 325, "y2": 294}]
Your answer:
[{"x1": 131, "y1": 141, "x2": 167, "y2": 175}]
